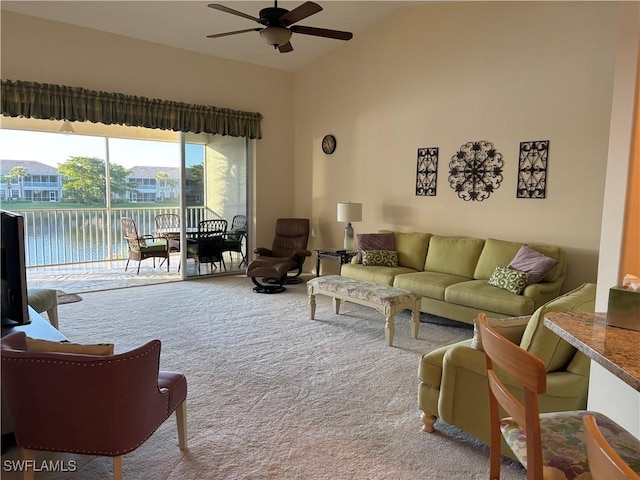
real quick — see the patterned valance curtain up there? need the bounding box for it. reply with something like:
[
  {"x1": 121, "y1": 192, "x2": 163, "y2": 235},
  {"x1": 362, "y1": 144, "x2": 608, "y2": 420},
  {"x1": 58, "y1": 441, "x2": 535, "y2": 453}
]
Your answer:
[{"x1": 1, "y1": 79, "x2": 263, "y2": 139}]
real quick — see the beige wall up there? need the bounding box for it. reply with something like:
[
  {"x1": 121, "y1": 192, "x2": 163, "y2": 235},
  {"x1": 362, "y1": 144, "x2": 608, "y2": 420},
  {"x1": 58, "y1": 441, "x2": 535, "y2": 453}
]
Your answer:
[
  {"x1": 589, "y1": 1, "x2": 639, "y2": 438},
  {"x1": 0, "y1": 12, "x2": 295, "y2": 249},
  {"x1": 1, "y1": 3, "x2": 633, "y2": 291},
  {"x1": 294, "y1": 2, "x2": 622, "y2": 290}
]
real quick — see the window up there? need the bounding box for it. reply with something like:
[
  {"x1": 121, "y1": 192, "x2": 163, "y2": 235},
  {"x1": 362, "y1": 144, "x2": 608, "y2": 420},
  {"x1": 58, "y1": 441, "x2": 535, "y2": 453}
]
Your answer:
[{"x1": 0, "y1": 120, "x2": 249, "y2": 274}]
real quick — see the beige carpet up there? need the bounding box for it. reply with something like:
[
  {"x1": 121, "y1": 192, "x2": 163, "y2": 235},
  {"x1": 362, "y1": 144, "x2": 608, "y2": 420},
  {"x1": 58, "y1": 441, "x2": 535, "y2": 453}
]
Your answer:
[{"x1": 2, "y1": 275, "x2": 526, "y2": 480}]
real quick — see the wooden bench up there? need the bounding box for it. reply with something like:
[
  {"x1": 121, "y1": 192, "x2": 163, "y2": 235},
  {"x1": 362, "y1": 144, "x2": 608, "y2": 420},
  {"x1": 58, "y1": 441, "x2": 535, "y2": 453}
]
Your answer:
[{"x1": 306, "y1": 275, "x2": 421, "y2": 346}]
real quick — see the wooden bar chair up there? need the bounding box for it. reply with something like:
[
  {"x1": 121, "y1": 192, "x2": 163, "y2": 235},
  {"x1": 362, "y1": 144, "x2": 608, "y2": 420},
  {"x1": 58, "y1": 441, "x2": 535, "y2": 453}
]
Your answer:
[
  {"x1": 583, "y1": 414, "x2": 640, "y2": 480},
  {"x1": 476, "y1": 313, "x2": 640, "y2": 480}
]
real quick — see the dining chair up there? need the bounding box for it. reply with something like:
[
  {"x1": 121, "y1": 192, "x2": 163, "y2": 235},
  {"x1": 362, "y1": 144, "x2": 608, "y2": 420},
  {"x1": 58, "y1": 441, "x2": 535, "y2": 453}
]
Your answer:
[
  {"x1": 222, "y1": 214, "x2": 247, "y2": 267},
  {"x1": 154, "y1": 213, "x2": 181, "y2": 254},
  {"x1": 1, "y1": 331, "x2": 187, "y2": 480},
  {"x1": 120, "y1": 217, "x2": 169, "y2": 275},
  {"x1": 187, "y1": 219, "x2": 227, "y2": 274},
  {"x1": 583, "y1": 414, "x2": 640, "y2": 480},
  {"x1": 476, "y1": 313, "x2": 640, "y2": 480}
]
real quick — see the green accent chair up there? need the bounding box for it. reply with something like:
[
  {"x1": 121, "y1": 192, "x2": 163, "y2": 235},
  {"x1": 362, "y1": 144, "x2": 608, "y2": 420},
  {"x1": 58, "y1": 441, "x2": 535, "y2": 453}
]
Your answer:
[
  {"x1": 27, "y1": 288, "x2": 58, "y2": 329},
  {"x1": 418, "y1": 282, "x2": 597, "y2": 459}
]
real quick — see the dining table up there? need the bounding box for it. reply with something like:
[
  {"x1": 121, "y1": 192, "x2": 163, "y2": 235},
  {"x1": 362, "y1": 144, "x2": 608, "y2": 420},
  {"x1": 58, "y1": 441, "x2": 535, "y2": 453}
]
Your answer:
[{"x1": 155, "y1": 226, "x2": 199, "y2": 238}]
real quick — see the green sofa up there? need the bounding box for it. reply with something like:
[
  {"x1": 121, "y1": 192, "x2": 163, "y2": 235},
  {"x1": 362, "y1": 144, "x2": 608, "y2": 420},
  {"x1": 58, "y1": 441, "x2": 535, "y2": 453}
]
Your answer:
[
  {"x1": 340, "y1": 232, "x2": 567, "y2": 325},
  {"x1": 418, "y1": 283, "x2": 596, "y2": 459}
]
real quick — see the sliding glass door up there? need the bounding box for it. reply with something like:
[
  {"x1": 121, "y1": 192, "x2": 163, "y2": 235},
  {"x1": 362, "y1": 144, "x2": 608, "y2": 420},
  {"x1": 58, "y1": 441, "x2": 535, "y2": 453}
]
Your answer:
[
  {"x1": 0, "y1": 117, "x2": 248, "y2": 284},
  {"x1": 184, "y1": 133, "x2": 248, "y2": 278}
]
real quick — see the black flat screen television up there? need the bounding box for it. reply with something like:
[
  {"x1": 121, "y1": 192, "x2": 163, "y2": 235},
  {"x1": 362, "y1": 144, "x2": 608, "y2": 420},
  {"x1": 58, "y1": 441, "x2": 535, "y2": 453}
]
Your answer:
[{"x1": 1, "y1": 209, "x2": 29, "y2": 326}]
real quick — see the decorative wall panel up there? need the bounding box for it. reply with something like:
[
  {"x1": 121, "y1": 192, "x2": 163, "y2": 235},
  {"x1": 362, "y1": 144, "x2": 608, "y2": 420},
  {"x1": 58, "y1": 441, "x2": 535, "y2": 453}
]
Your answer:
[
  {"x1": 416, "y1": 147, "x2": 439, "y2": 196},
  {"x1": 517, "y1": 140, "x2": 549, "y2": 199},
  {"x1": 448, "y1": 140, "x2": 503, "y2": 201}
]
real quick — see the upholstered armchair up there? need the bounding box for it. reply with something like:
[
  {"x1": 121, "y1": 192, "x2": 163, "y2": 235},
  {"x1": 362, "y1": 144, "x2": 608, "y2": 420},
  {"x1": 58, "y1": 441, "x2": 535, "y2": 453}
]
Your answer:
[
  {"x1": 417, "y1": 283, "x2": 596, "y2": 459},
  {"x1": 246, "y1": 218, "x2": 311, "y2": 293},
  {"x1": 1, "y1": 332, "x2": 187, "y2": 479}
]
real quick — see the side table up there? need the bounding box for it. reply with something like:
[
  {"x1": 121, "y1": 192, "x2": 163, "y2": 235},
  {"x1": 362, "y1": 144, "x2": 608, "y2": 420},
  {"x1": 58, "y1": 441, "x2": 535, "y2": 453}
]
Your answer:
[{"x1": 315, "y1": 248, "x2": 357, "y2": 277}]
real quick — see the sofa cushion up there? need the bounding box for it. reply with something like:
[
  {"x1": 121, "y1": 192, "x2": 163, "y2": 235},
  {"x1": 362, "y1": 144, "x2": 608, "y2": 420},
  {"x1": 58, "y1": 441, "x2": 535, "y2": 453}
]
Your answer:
[
  {"x1": 474, "y1": 238, "x2": 526, "y2": 280},
  {"x1": 394, "y1": 271, "x2": 470, "y2": 301},
  {"x1": 473, "y1": 238, "x2": 563, "y2": 283},
  {"x1": 487, "y1": 265, "x2": 529, "y2": 294},
  {"x1": 445, "y1": 280, "x2": 536, "y2": 317},
  {"x1": 470, "y1": 316, "x2": 531, "y2": 351},
  {"x1": 508, "y1": 244, "x2": 560, "y2": 285},
  {"x1": 424, "y1": 236, "x2": 485, "y2": 278},
  {"x1": 392, "y1": 232, "x2": 431, "y2": 271},
  {"x1": 340, "y1": 263, "x2": 416, "y2": 286},
  {"x1": 362, "y1": 250, "x2": 398, "y2": 267},
  {"x1": 356, "y1": 232, "x2": 394, "y2": 263},
  {"x1": 520, "y1": 283, "x2": 596, "y2": 372}
]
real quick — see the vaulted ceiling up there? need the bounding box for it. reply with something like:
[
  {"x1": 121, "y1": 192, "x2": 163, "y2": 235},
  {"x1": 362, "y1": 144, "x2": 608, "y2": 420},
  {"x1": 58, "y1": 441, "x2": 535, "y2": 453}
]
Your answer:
[{"x1": 1, "y1": 1, "x2": 421, "y2": 72}]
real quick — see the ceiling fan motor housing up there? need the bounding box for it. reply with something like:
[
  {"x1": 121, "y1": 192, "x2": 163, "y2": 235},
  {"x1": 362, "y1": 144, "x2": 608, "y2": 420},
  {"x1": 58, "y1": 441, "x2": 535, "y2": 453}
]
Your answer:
[{"x1": 259, "y1": 7, "x2": 289, "y2": 26}]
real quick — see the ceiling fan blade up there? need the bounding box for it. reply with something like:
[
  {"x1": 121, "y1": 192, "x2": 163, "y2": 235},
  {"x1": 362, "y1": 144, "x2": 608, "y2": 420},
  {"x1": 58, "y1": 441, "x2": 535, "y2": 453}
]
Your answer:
[
  {"x1": 290, "y1": 25, "x2": 353, "y2": 41},
  {"x1": 207, "y1": 4, "x2": 260, "y2": 22},
  {"x1": 207, "y1": 28, "x2": 262, "y2": 39},
  {"x1": 279, "y1": 2, "x2": 322, "y2": 26},
  {"x1": 278, "y1": 42, "x2": 294, "y2": 53}
]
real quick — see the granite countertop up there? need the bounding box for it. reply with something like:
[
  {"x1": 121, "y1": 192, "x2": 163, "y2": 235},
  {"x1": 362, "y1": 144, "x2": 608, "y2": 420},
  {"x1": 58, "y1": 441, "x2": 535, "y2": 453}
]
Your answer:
[{"x1": 544, "y1": 311, "x2": 640, "y2": 392}]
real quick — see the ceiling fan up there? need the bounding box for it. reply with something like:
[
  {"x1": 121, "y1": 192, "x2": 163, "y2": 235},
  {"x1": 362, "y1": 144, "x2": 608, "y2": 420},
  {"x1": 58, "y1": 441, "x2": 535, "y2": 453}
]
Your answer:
[{"x1": 206, "y1": 1, "x2": 354, "y2": 53}]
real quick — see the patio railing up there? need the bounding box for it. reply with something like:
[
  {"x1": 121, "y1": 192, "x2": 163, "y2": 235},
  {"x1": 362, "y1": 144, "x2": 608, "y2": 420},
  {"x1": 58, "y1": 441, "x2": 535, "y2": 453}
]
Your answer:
[{"x1": 7, "y1": 206, "x2": 216, "y2": 267}]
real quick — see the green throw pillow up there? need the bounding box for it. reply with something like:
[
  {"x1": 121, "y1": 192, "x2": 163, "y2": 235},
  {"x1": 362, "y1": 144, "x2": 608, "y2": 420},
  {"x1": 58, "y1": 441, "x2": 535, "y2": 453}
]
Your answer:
[
  {"x1": 362, "y1": 250, "x2": 399, "y2": 267},
  {"x1": 487, "y1": 265, "x2": 529, "y2": 294}
]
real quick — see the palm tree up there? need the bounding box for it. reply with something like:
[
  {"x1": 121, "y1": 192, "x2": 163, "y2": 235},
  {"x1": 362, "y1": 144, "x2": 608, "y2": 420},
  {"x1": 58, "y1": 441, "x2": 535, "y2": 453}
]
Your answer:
[
  {"x1": 156, "y1": 171, "x2": 179, "y2": 201},
  {"x1": 156, "y1": 171, "x2": 169, "y2": 201},
  {"x1": 8, "y1": 166, "x2": 28, "y2": 200}
]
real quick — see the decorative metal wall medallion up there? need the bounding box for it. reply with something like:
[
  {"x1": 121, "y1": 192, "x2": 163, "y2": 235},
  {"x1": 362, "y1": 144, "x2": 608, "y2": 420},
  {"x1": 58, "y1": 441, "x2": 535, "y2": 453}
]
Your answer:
[
  {"x1": 517, "y1": 140, "x2": 549, "y2": 199},
  {"x1": 448, "y1": 140, "x2": 503, "y2": 201},
  {"x1": 416, "y1": 147, "x2": 439, "y2": 196}
]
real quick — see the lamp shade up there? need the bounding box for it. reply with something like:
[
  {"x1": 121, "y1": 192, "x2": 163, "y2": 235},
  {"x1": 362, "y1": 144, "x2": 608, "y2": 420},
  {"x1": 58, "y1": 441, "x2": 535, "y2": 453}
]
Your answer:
[
  {"x1": 260, "y1": 27, "x2": 292, "y2": 47},
  {"x1": 337, "y1": 202, "x2": 362, "y2": 223}
]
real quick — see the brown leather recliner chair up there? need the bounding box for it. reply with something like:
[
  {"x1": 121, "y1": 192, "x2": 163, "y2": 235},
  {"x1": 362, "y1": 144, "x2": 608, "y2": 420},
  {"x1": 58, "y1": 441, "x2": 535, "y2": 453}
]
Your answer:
[
  {"x1": 1, "y1": 331, "x2": 187, "y2": 479},
  {"x1": 246, "y1": 218, "x2": 311, "y2": 293}
]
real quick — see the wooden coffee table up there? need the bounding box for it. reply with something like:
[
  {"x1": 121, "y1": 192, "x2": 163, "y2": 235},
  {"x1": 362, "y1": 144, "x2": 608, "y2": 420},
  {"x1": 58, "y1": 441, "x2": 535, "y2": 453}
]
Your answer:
[{"x1": 307, "y1": 275, "x2": 421, "y2": 346}]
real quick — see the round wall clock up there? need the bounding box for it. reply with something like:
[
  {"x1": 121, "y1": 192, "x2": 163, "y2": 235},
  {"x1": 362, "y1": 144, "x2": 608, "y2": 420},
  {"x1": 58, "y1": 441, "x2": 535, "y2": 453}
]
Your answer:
[{"x1": 322, "y1": 134, "x2": 337, "y2": 154}]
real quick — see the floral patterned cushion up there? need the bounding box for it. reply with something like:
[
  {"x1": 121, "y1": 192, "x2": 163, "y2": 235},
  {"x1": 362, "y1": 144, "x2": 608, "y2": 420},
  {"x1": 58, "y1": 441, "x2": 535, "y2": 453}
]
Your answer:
[
  {"x1": 362, "y1": 250, "x2": 399, "y2": 267},
  {"x1": 488, "y1": 265, "x2": 529, "y2": 294},
  {"x1": 356, "y1": 232, "x2": 395, "y2": 263},
  {"x1": 500, "y1": 410, "x2": 640, "y2": 479}
]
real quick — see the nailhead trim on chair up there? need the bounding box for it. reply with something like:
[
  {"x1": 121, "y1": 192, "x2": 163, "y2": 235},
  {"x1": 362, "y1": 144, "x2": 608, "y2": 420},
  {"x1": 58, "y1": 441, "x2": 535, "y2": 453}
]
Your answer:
[
  {"x1": 17, "y1": 400, "x2": 187, "y2": 456},
  {"x1": 3, "y1": 342, "x2": 187, "y2": 456}
]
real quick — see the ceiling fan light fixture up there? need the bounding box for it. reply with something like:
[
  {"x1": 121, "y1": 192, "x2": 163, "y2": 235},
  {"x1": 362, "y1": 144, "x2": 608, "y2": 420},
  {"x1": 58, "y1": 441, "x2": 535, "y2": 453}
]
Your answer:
[{"x1": 259, "y1": 26, "x2": 292, "y2": 47}]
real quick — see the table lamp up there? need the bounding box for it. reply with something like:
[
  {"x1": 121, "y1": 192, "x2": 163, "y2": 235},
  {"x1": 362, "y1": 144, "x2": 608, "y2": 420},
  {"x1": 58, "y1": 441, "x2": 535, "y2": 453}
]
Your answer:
[{"x1": 337, "y1": 202, "x2": 362, "y2": 250}]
